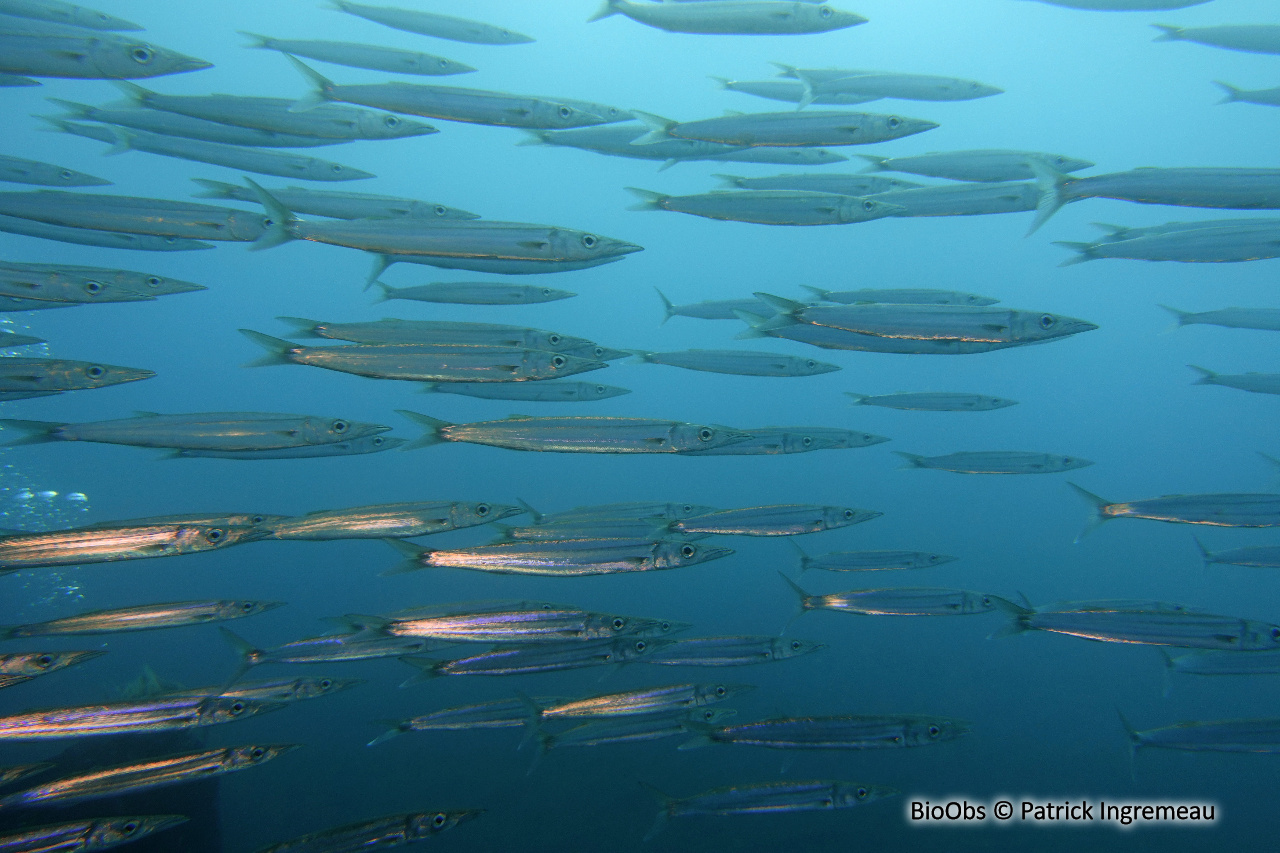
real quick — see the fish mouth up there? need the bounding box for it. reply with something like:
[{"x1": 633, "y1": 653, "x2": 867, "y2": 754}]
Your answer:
[
  {"x1": 492, "y1": 504, "x2": 527, "y2": 522},
  {"x1": 258, "y1": 601, "x2": 288, "y2": 614},
  {"x1": 341, "y1": 169, "x2": 378, "y2": 181},
  {"x1": 610, "y1": 242, "x2": 645, "y2": 256},
  {"x1": 404, "y1": 124, "x2": 441, "y2": 137},
  {"x1": 150, "y1": 815, "x2": 191, "y2": 833},
  {"x1": 698, "y1": 546, "x2": 735, "y2": 562},
  {"x1": 854, "y1": 510, "x2": 884, "y2": 524},
  {"x1": 912, "y1": 119, "x2": 942, "y2": 132},
  {"x1": 453, "y1": 809, "x2": 486, "y2": 825},
  {"x1": 78, "y1": 176, "x2": 114, "y2": 187},
  {"x1": 860, "y1": 434, "x2": 891, "y2": 447},
  {"x1": 659, "y1": 620, "x2": 695, "y2": 635},
  {"x1": 594, "y1": 347, "x2": 633, "y2": 361},
  {"x1": 173, "y1": 56, "x2": 215, "y2": 73}
]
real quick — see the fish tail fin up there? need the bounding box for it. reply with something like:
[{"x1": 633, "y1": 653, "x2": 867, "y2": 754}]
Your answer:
[
  {"x1": 709, "y1": 76, "x2": 731, "y2": 90},
  {"x1": 1192, "y1": 536, "x2": 1211, "y2": 568},
  {"x1": 377, "y1": 537, "x2": 425, "y2": 576},
  {"x1": 1026, "y1": 159, "x2": 1069, "y2": 236},
  {"x1": 110, "y1": 80, "x2": 151, "y2": 105},
  {"x1": 44, "y1": 98, "x2": 92, "y2": 118},
  {"x1": 711, "y1": 173, "x2": 743, "y2": 189},
  {"x1": 771, "y1": 62, "x2": 799, "y2": 78},
  {"x1": 844, "y1": 392, "x2": 869, "y2": 405},
  {"x1": 985, "y1": 595, "x2": 1033, "y2": 639},
  {"x1": 516, "y1": 497, "x2": 543, "y2": 523},
  {"x1": 1259, "y1": 451, "x2": 1280, "y2": 472},
  {"x1": 99, "y1": 124, "x2": 133, "y2": 156},
  {"x1": 284, "y1": 55, "x2": 334, "y2": 112},
  {"x1": 190, "y1": 177, "x2": 237, "y2": 199},
  {"x1": 1050, "y1": 241, "x2": 1095, "y2": 266},
  {"x1": 1151, "y1": 24, "x2": 1182, "y2": 42},
  {"x1": 629, "y1": 110, "x2": 677, "y2": 146},
  {"x1": 1187, "y1": 364, "x2": 1217, "y2": 385},
  {"x1": 238, "y1": 329, "x2": 295, "y2": 368},
  {"x1": 514, "y1": 691, "x2": 546, "y2": 751},
  {"x1": 237, "y1": 30, "x2": 271, "y2": 48},
  {"x1": 892, "y1": 451, "x2": 926, "y2": 468},
  {"x1": 798, "y1": 284, "x2": 828, "y2": 301},
  {"x1": 625, "y1": 187, "x2": 666, "y2": 211},
  {"x1": 796, "y1": 78, "x2": 816, "y2": 110},
  {"x1": 639, "y1": 782, "x2": 675, "y2": 841},
  {"x1": 776, "y1": 571, "x2": 812, "y2": 633},
  {"x1": 788, "y1": 537, "x2": 811, "y2": 571},
  {"x1": 751, "y1": 291, "x2": 805, "y2": 314},
  {"x1": 0, "y1": 419, "x2": 64, "y2": 446},
  {"x1": 1157, "y1": 648, "x2": 1176, "y2": 697},
  {"x1": 656, "y1": 158, "x2": 682, "y2": 172},
  {"x1": 857, "y1": 154, "x2": 888, "y2": 172},
  {"x1": 1090, "y1": 222, "x2": 1128, "y2": 238},
  {"x1": 396, "y1": 656, "x2": 442, "y2": 687},
  {"x1": 654, "y1": 288, "x2": 675, "y2": 324},
  {"x1": 395, "y1": 410, "x2": 451, "y2": 450},
  {"x1": 274, "y1": 316, "x2": 324, "y2": 338},
  {"x1": 587, "y1": 0, "x2": 621, "y2": 22},
  {"x1": 1117, "y1": 708, "x2": 1141, "y2": 780},
  {"x1": 676, "y1": 721, "x2": 715, "y2": 751},
  {"x1": 244, "y1": 178, "x2": 297, "y2": 250},
  {"x1": 1157, "y1": 304, "x2": 1190, "y2": 331},
  {"x1": 1212, "y1": 81, "x2": 1241, "y2": 104},
  {"x1": 732, "y1": 308, "x2": 784, "y2": 340},
  {"x1": 370, "y1": 281, "x2": 395, "y2": 303},
  {"x1": 516, "y1": 129, "x2": 550, "y2": 147},
  {"x1": 366, "y1": 719, "x2": 411, "y2": 747},
  {"x1": 216, "y1": 627, "x2": 259, "y2": 678},
  {"x1": 1066, "y1": 481, "x2": 1112, "y2": 542},
  {"x1": 365, "y1": 255, "x2": 393, "y2": 289}
]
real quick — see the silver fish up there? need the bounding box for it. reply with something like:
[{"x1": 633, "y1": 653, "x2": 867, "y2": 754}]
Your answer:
[
  {"x1": 627, "y1": 187, "x2": 904, "y2": 225},
  {"x1": 642, "y1": 635, "x2": 825, "y2": 666},
  {"x1": 3, "y1": 600, "x2": 282, "y2": 637},
  {"x1": 793, "y1": 541, "x2": 957, "y2": 572},
  {"x1": 712, "y1": 77, "x2": 880, "y2": 107},
  {"x1": 715, "y1": 171, "x2": 920, "y2": 193},
  {"x1": 858, "y1": 149, "x2": 1092, "y2": 182},
  {"x1": 369, "y1": 697, "x2": 567, "y2": 744},
  {"x1": 523, "y1": 123, "x2": 848, "y2": 169},
  {"x1": 672, "y1": 504, "x2": 880, "y2": 536},
  {"x1": 276, "y1": 317, "x2": 612, "y2": 357},
  {"x1": 266, "y1": 500, "x2": 521, "y2": 540},
  {"x1": 1056, "y1": 222, "x2": 1280, "y2": 264},
  {"x1": 0, "y1": 816, "x2": 188, "y2": 852},
  {"x1": 0, "y1": 261, "x2": 204, "y2": 296},
  {"x1": 222, "y1": 627, "x2": 440, "y2": 668},
  {"x1": 783, "y1": 575, "x2": 1001, "y2": 617},
  {"x1": 631, "y1": 108, "x2": 937, "y2": 148},
  {"x1": 0, "y1": 696, "x2": 285, "y2": 741},
  {"x1": 399, "y1": 637, "x2": 671, "y2": 680},
  {"x1": 0, "y1": 190, "x2": 272, "y2": 242},
  {"x1": 241, "y1": 32, "x2": 476, "y2": 76},
  {"x1": 1189, "y1": 365, "x2": 1280, "y2": 396},
  {"x1": 346, "y1": 605, "x2": 686, "y2": 644},
  {"x1": 0, "y1": 650, "x2": 104, "y2": 689},
  {"x1": 524, "y1": 501, "x2": 716, "y2": 525},
  {"x1": 193, "y1": 179, "x2": 477, "y2": 220},
  {"x1": 868, "y1": 181, "x2": 1041, "y2": 217},
  {"x1": 895, "y1": 450, "x2": 1093, "y2": 474},
  {"x1": 0, "y1": 154, "x2": 108, "y2": 187},
  {"x1": 0, "y1": 33, "x2": 209, "y2": 79},
  {"x1": 628, "y1": 349, "x2": 839, "y2": 376},
  {"x1": 657, "y1": 290, "x2": 779, "y2": 322},
  {"x1": 588, "y1": 0, "x2": 866, "y2": 35},
  {"x1": 0, "y1": 212, "x2": 212, "y2": 252},
  {"x1": 176, "y1": 435, "x2": 405, "y2": 459},
  {"x1": 1071, "y1": 483, "x2": 1280, "y2": 538},
  {"x1": 1195, "y1": 539, "x2": 1280, "y2": 568},
  {"x1": 1164, "y1": 650, "x2": 1280, "y2": 676},
  {"x1": 681, "y1": 714, "x2": 971, "y2": 749},
  {"x1": 0, "y1": 0, "x2": 141, "y2": 30},
  {"x1": 329, "y1": 0, "x2": 534, "y2": 44},
  {"x1": 0, "y1": 523, "x2": 266, "y2": 571},
  {"x1": 373, "y1": 280, "x2": 575, "y2": 305},
  {"x1": 255, "y1": 810, "x2": 481, "y2": 852},
  {"x1": 530, "y1": 682, "x2": 751, "y2": 720},
  {"x1": 808, "y1": 288, "x2": 999, "y2": 306},
  {"x1": 1123, "y1": 714, "x2": 1280, "y2": 754},
  {"x1": 1162, "y1": 305, "x2": 1280, "y2": 331},
  {"x1": 846, "y1": 391, "x2": 1016, "y2": 411},
  {"x1": 789, "y1": 69, "x2": 1001, "y2": 108},
  {"x1": 541, "y1": 709, "x2": 738, "y2": 753},
  {"x1": 0, "y1": 358, "x2": 153, "y2": 392},
  {"x1": 386, "y1": 537, "x2": 733, "y2": 577},
  {"x1": 1216, "y1": 81, "x2": 1280, "y2": 108}
]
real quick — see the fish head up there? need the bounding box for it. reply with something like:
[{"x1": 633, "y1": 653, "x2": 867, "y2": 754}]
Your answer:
[
  {"x1": 603, "y1": 614, "x2": 692, "y2": 639},
  {"x1": 1012, "y1": 310, "x2": 1098, "y2": 342},
  {"x1": 347, "y1": 434, "x2": 407, "y2": 454},
  {"x1": 78, "y1": 362, "x2": 156, "y2": 387},
  {"x1": 582, "y1": 382, "x2": 632, "y2": 400},
  {"x1": 842, "y1": 196, "x2": 907, "y2": 222},
  {"x1": 225, "y1": 743, "x2": 301, "y2": 769},
  {"x1": 571, "y1": 345, "x2": 631, "y2": 362},
  {"x1": 174, "y1": 523, "x2": 266, "y2": 552},
  {"x1": 903, "y1": 716, "x2": 971, "y2": 746},
  {"x1": 539, "y1": 101, "x2": 611, "y2": 129},
  {"x1": 199, "y1": 697, "x2": 289, "y2": 727},
  {"x1": 451, "y1": 501, "x2": 523, "y2": 527},
  {"x1": 871, "y1": 114, "x2": 939, "y2": 142},
  {"x1": 99, "y1": 40, "x2": 212, "y2": 78},
  {"x1": 671, "y1": 423, "x2": 754, "y2": 452},
  {"x1": 696, "y1": 682, "x2": 755, "y2": 705},
  {"x1": 89, "y1": 816, "x2": 188, "y2": 850},
  {"x1": 965, "y1": 592, "x2": 1003, "y2": 614},
  {"x1": 824, "y1": 507, "x2": 882, "y2": 529},
  {"x1": 303, "y1": 415, "x2": 392, "y2": 444},
  {"x1": 408, "y1": 809, "x2": 485, "y2": 839},
  {"x1": 49, "y1": 165, "x2": 111, "y2": 187},
  {"x1": 359, "y1": 111, "x2": 439, "y2": 140},
  {"x1": 308, "y1": 160, "x2": 376, "y2": 182},
  {"x1": 773, "y1": 637, "x2": 826, "y2": 659},
  {"x1": 1047, "y1": 154, "x2": 1094, "y2": 173},
  {"x1": 1241, "y1": 622, "x2": 1280, "y2": 650},
  {"x1": 1050, "y1": 455, "x2": 1093, "y2": 472},
  {"x1": 78, "y1": 278, "x2": 153, "y2": 302},
  {"x1": 979, "y1": 396, "x2": 1018, "y2": 409},
  {"x1": 216, "y1": 599, "x2": 286, "y2": 620},
  {"x1": 290, "y1": 676, "x2": 365, "y2": 699},
  {"x1": 123, "y1": 272, "x2": 206, "y2": 295},
  {"x1": 805, "y1": 6, "x2": 868, "y2": 28},
  {"x1": 551, "y1": 228, "x2": 644, "y2": 262},
  {"x1": 839, "y1": 430, "x2": 891, "y2": 449},
  {"x1": 658, "y1": 539, "x2": 734, "y2": 567},
  {"x1": 613, "y1": 636, "x2": 674, "y2": 661},
  {"x1": 13, "y1": 649, "x2": 105, "y2": 676},
  {"x1": 834, "y1": 783, "x2": 901, "y2": 807},
  {"x1": 916, "y1": 553, "x2": 958, "y2": 568},
  {"x1": 530, "y1": 350, "x2": 608, "y2": 379},
  {"x1": 789, "y1": 148, "x2": 848, "y2": 165},
  {"x1": 963, "y1": 81, "x2": 1004, "y2": 99},
  {"x1": 792, "y1": 355, "x2": 842, "y2": 376}
]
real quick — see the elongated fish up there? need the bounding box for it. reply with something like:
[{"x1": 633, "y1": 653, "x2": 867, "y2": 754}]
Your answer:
[
  {"x1": 0, "y1": 358, "x2": 153, "y2": 393},
  {"x1": 1153, "y1": 24, "x2": 1280, "y2": 56},
  {"x1": 0, "y1": 34, "x2": 209, "y2": 79},
  {"x1": 175, "y1": 435, "x2": 405, "y2": 459},
  {"x1": 385, "y1": 537, "x2": 732, "y2": 577},
  {"x1": 0, "y1": 0, "x2": 141, "y2": 30},
  {"x1": 193, "y1": 180, "x2": 478, "y2": 221},
  {"x1": 0, "y1": 213, "x2": 212, "y2": 252},
  {"x1": 524, "y1": 123, "x2": 848, "y2": 169},
  {"x1": 1056, "y1": 221, "x2": 1280, "y2": 265},
  {"x1": 541, "y1": 709, "x2": 738, "y2": 755},
  {"x1": 0, "y1": 522, "x2": 266, "y2": 571},
  {"x1": 793, "y1": 541, "x2": 957, "y2": 572},
  {"x1": 524, "y1": 501, "x2": 716, "y2": 525},
  {"x1": 329, "y1": 0, "x2": 533, "y2": 44},
  {"x1": 49, "y1": 120, "x2": 376, "y2": 182},
  {"x1": 496, "y1": 519, "x2": 687, "y2": 541},
  {"x1": 256, "y1": 810, "x2": 481, "y2": 852},
  {"x1": 425, "y1": 381, "x2": 631, "y2": 403},
  {"x1": 782, "y1": 574, "x2": 1001, "y2": 617},
  {"x1": 241, "y1": 32, "x2": 476, "y2": 76},
  {"x1": 790, "y1": 69, "x2": 1001, "y2": 108},
  {"x1": 346, "y1": 606, "x2": 685, "y2": 645},
  {"x1": 0, "y1": 190, "x2": 271, "y2": 242},
  {"x1": 1216, "y1": 81, "x2": 1280, "y2": 108},
  {"x1": 400, "y1": 410, "x2": 752, "y2": 454},
  {"x1": 0, "y1": 154, "x2": 108, "y2": 187},
  {"x1": 369, "y1": 697, "x2": 567, "y2": 744},
  {"x1": 0, "y1": 816, "x2": 187, "y2": 852},
  {"x1": 866, "y1": 181, "x2": 1040, "y2": 217},
  {"x1": 1070, "y1": 483, "x2": 1280, "y2": 538},
  {"x1": 399, "y1": 637, "x2": 670, "y2": 680},
  {"x1": 846, "y1": 390, "x2": 1016, "y2": 410},
  {"x1": 530, "y1": 683, "x2": 750, "y2": 720},
  {"x1": 2, "y1": 600, "x2": 282, "y2": 637},
  {"x1": 0, "y1": 411, "x2": 390, "y2": 451},
  {"x1": 1195, "y1": 539, "x2": 1280, "y2": 569},
  {"x1": 1123, "y1": 714, "x2": 1280, "y2": 754},
  {"x1": 994, "y1": 598, "x2": 1280, "y2": 651},
  {"x1": 222, "y1": 627, "x2": 439, "y2": 669},
  {"x1": 0, "y1": 261, "x2": 205, "y2": 296},
  {"x1": 712, "y1": 77, "x2": 879, "y2": 107},
  {"x1": 276, "y1": 317, "x2": 614, "y2": 358},
  {"x1": 627, "y1": 187, "x2": 903, "y2": 225},
  {"x1": 628, "y1": 349, "x2": 839, "y2": 377},
  {"x1": 48, "y1": 99, "x2": 350, "y2": 148},
  {"x1": 0, "y1": 650, "x2": 103, "y2": 689},
  {"x1": 240, "y1": 332, "x2": 607, "y2": 383},
  {"x1": 860, "y1": 149, "x2": 1090, "y2": 181},
  {"x1": 1024, "y1": 0, "x2": 1209, "y2": 8},
  {"x1": 373, "y1": 280, "x2": 575, "y2": 305},
  {"x1": 671, "y1": 504, "x2": 879, "y2": 536},
  {"x1": 631, "y1": 109, "x2": 937, "y2": 148},
  {"x1": 589, "y1": 0, "x2": 865, "y2": 34},
  {"x1": 642, "y1": 635, "x2": 825, "y2": 666},
  {"x1": 679, "y1": 426, "x2": 888, "y2": 455},
  {"x1": 895, "y1": 450, "x2": 1092, "y2": 474},
  {"x1": 680, "y1": 714, "x2": 970, "y2": 749},
  {"x1": 0, "y1": 269, "x2": 154, "y2": 304},
  {"x1": 1163, "y1": 305, "x2": 1280, "y2": 331},
  {"x1": 266, "y1": 500, "x2": 520, "y2": 540},
  {"x1": 0, "y1": 696, "x2": 284, "y2": 741},
  {"x1": 715, "y1": 172, "x2": 919, "y2": 194},
  {"x1": 1189, "y1": 365, "x2": 1280, "y2": 396},
  {"x1": 0, "y1": 745, "x2": 297, "y2": 807}
]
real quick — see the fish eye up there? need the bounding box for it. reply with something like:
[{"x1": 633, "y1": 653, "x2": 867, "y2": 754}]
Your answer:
[
  {"x1": 476, "y1": 503, "x2": 490, "y2": 516},
  {"x1": 982, "y1": 596, "x2": 991, "y2": 606},
  {"x1": 612, "y1": 617, "x2": 626, "y2": 630},
  {"x1": 806, "y1": 360, "x2": 816, "y2": 368},
  {"x1": 320, "y1": 678, "x2": 333, "y2": 689},
  {"x1": 820, "y1": 6, "x2": 832, "y2": 16},
  {"x1": 715, "y1": 686, "x2": 726, "y2": 696},
  {"x1": 146, "y1": 276, "x2": 161, "y2": 286},
  {"x1": 793, "y1": 641, "x2": 805, "y2": 651},
  {"x1": 241, "y1": 602, "x2": 254, "y2": 612},
  {"x1": 434, "y1": 205, "x2": 446, "y2": 216},
  {"x1": 558, "y1": 105, "x2": 572, "y2": 118},
  {"x1": 433, "y1": 814, "x2": 447, "y2": 827},
  {"x1": 206, "y1": 528, "x2": 225, "y2": 543},
  {"x1": 581, "y1": 234, "x2": 597, "y2": 248},
  {"x1": 1272, "y1": 627, "x2": 1280, "y2": 640},
  {"x1": 698, "y1": 428, "x2": 713, "y2": 441},
  {"x1": 438, "y1": 58, "x2": 448, "y2": 67},
  {"x1": 595, "y1": 385, "x2": 606, "y2": 394},
  {"x1": 802, "y1": 437, "x2": 812, "y2": 447},
  {"x1": 552, "y1": 356, "x2": 566, "y2": 368},
  {"x1": 548, "y1": 334, "x2": 562, "y2": 345},
  {"x1": 230, "y1": 701, "x2": 246, "y2": 715},
  {"x1": 702, "y1": 709, "x2": 716, "y2": 721},
  {"x1": 250, "y1": 747, "x2": 266, "y2": 759},
  {"x1": 130, "y1": 46, "x2": 153, "y2": 64},
  {"x1": 384, "y1": 116, "x2": 399, "y2": 127},
  {"x1": 542, "y1": 289, "x2": 554, "y2": 296},
  {"x1": 122, "y1": 822, "x2": 138, "y2": 834},
  {"x1": 331, "y1": 165, "x2": 343, "y2": 173},
  {"x1": 682, "y1": 505, "x2": 693, "y2": 513},
  {"x1": 862, "y1": 200, "x2": 874, "y2": 211},
  {"x1": 888, "y1": 117, "x2": 900, "y2": 128},
  {"x1": 35, "y1": 654, "x2": 53, "y2": 667},
  {"x1": 928, "y1": 725, "x2": 941, "y2": 737},
  {"x1": 59, "y1": 169, "x2": 73, "y2": 179},
  {"x1": 856, "y1": 787, "x2": 868, "y2": 799},
  {"x1": 634, "y1": 640, "x2": 646, "y2": 651},
  {"x1": 681, "y1": 544, "x2": 696, "y2": 558},
  {"x1": 251, "y1": 515, "x2": 266, "y2": 524},
  {"x1": 1039, "y1": 314, "x2": 1055, "y2": 329},
  {"x1": 84, "y1": 281, "x2": 103, "y2": 294},
  {"x1": 372, "y1": 437, "x2": 384, "y2": 446},
  {"x1": 843, "y1": 509, "x2": 854, "y2": 519},
  {"x1": 332, "y1": 420, "x2": 348, "y2": 433},
  {"x1": 262, "y1": 218, "x2": 274, "y2": 228},
  {"x1": 660, "y1": 621, "x2": 671, "y2": 631},
  {"x1": 87, "y1": 366, "x2": 105, "y2": 378}
]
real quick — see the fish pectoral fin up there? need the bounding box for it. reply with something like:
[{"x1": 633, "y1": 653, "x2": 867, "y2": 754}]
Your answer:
[
  {"x1": 54, "y1": 50, "x2": 90, "y2": 60},
  {"x1": 518, "y1": 240, "x2": 549, "y2": 249},
  {"x1": 505, "y1": 414, "x2": 535, "y2": 420},
  {"x1": 980, "y1": 323, "x2": 1009, "y2": 332},
  {"x1": 505, "y1": 107, "x2": 533, "y2": 116},
  {"x1": 1214, "y1": 635, "x2": 1239, "y2": 645}
]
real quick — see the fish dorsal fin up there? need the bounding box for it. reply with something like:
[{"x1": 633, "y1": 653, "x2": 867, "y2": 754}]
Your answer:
[{"x1": 506, "y1": 414, "x2": 535, "y2": 420}]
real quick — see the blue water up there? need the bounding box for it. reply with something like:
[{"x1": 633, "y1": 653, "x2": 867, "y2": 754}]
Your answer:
[{"x1": 2, "y1": 0, "x2": 1280, "y2": 849}]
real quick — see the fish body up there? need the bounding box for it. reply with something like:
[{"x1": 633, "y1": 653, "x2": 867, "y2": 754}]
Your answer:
[
  {"x1": 895, "y1": 450, "x2": 1092, "y2": 474},
  {"x1": 715, "y1": 77, "x2": 879, "y2": 106},
  {"x1": 255, "y1": 810, "x2": 481, "y2": 852},
  {"x1": 367, "y1": 606, "x2": 685, "y2": 644},
  {"x1": 0, "y1": 261, "x2": 205, "y2": 296},
  {"x1": 686, "y1": 714, "x2": 970, "y2": 749},
  {"x1": 0, "y1": 213, "x2": 212, "y2": 252},
  {"x1": 0, "y1": 696, "x2": 284, "y2": 741},
  {"x1": 534, "y1": 682, "x2": 749, "y2": 720},
  {"x1": 860, "y1": 149, "x2": 1090, "y2": 181},
  {"x1": 632, "y1": 109, "x2": 937, "y2": 148},
  {"x1": 0, "y1": 0, "x2": 141, "y2": 30},
  {"x1": 1197, "y1": 542, "x2": 1280, "y2": 568},
  {"x1": 652, "y1": 780, "x2": 898, "y2": 821},
  {"x1": 679, "y1": 426, "x2": 888, "y2": 455},
  {"x1": 330, "y1": 0, "x2": 534, "y2": 44},
  {"x1": 1071, "y1": 484, "x2": 1280, "y2": 532},
  {"x1": 399, "y1": 538, "x2": 733, "y2": 577},
  {"x1": 527, "y1": 123, "x2": 848, "y2": 167},
  {"x1": 0, "y1": 33, "x2": 208, "y2": 79},
  {"x1": 845, "y1": 391, "x2": 1016, "y2": 410},
  {"x1": 796, "y1": 546, "x2": 957, "y2": 571},
  {"x1": 425, "y1": 380, "x2": 631, "y2": 402},
  {"x1": 0, "y1": 650, "x2": 104, "y2": 689},
  {"x1": 809, "y1": 287, "x2": 998, "y2": 306},
  {"x1": 868, "y1": 181, "x2": 1040, "y2": 217},
  {"x1": 1163, "y1": 306, "x2": 1280, "y2": 331},
  {"x1": 176, "y1": 435, "x2": 404, "y2": 459},
  {"x1": 0, "y1": 190, "x2": 271, "y2": 241},
  {"x1": 716, "y1": 172, "x2": 919, "y2": 194},
  {"x1": 275, "y1": 317, "x2": 607, "y2": 356},
  {"x1": 589, "y1": 0, "x2": 866, "y2": 34},
  {"x1": 997, "y1": 599, "x2": 1280, "y2": 650},
  {"x1": 1189, "y1": 366, "x2": 1280, "y2": 395},
  {"x1": 0, "y1": 358, "x2": 153, "y2": 392},
  {"x1": 1057, "y1": 221, "x2": 1280, "y2": 264},
  {"x1": 0, "y1": 523, "x2": 265, "y2": 570},
  {"x1": 0, "y1": 155, "x2": 108, "y2": 187},
  {"x1": 4, "y1": 600, "x2": 281, "y2": 636},
  {"x1": 0, "y1": 816, "x2": 187, "y2": 852},
  {"x1": 628, "y1": 187, "x2": 903, "y2": 225},
  {"x1": 373, "y1": 281, "x2": 575, "y2": 305},
  {"x1": 672, "y1": 504, "x2": 879, "y2": 536},
  {"x1": 49, "y1": 99, "x2": 347, "y2": 148},
  {"x1": 242, "y1": 33, "x2": 476, "y2": 76},
  {"x1": 267, "y1": 501, "x2": 520, "y2": 540},
  {"x1": 192, "y1": 180, "x2": 477, "y2": 220},
  {"x1": 403, "y1": 637, "x2": 670, "y2": 679}
]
